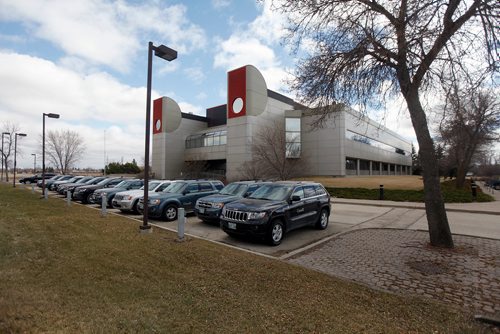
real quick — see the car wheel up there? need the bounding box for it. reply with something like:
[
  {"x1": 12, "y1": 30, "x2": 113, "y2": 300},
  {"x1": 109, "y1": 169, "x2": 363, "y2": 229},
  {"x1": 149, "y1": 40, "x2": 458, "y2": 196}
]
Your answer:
[
  {"x1": 132, "y1": 200, "x2": 139, "y2": 214},
  {"x1": 315, "y1": 208, "x2": 329, "y2": 230},
  {"x1": 85, "y1": 193, "x2": 93, "y2": 204},
  {"x1": 163, "y1": 204, "x2": 178, "y2": 221},
  {"x1": 267, "y1": 219, "x2": 284, "y2": 246}
]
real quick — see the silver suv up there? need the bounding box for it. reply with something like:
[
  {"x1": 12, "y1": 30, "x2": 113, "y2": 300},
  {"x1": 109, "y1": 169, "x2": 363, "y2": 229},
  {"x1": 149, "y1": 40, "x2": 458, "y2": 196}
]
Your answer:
[{"x1": 112, "y1": 180, "x2": 172, "y2": 213}]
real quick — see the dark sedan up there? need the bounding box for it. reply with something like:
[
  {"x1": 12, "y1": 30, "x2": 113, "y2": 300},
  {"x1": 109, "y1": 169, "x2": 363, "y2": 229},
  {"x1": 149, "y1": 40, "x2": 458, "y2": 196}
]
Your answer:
[{"x1": 72, "y1": 177, "x2": 123, "y2": 204}]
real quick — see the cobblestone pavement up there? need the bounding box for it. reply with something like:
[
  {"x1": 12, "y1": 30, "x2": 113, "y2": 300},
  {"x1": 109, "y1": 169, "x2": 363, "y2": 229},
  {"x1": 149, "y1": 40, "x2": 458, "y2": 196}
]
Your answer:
[{"x1": 288, "y1": 229, "x2": 500, "y2": 317}]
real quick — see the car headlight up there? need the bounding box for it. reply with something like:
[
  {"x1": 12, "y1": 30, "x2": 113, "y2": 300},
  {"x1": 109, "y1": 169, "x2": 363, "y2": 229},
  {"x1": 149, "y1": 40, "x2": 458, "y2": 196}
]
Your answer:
[
  {"x1": 149, "y1": 199, "x2": 161, "y2": 205},
  {"x1": 212, "y1": 202, "x2": 224, "y2": 209},
  {"x1": 248, "y1": 212, "x2": 267, "y2": 220},
  {"x1": 126, "y1": 195, "x2": 133, "y2": 200}
]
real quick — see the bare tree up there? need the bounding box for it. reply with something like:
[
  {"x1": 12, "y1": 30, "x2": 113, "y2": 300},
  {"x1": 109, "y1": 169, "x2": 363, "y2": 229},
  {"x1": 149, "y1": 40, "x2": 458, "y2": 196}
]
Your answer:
[
  {"x1": 0, "y1": 122, "x2": 21, "y2": 182},
  {"x1": 438, "y1": 83, "x2": 500, "y2": 188},
  {"x1": 45, "y1": 130, "x2": 86, "y2": 174},
  {"x1": 275, "y1": 0, "x2": 499, "y2": 248},
  {"x1": 248, "y1": 120, "x2": 308, "y2": 180}
]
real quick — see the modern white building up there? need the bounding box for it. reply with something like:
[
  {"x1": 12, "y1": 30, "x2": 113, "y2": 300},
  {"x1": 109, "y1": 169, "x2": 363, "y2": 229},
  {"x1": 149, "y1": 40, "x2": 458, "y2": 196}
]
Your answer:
[{"x1": 152, "y1": 65, "x2": 412, "y2": 181}]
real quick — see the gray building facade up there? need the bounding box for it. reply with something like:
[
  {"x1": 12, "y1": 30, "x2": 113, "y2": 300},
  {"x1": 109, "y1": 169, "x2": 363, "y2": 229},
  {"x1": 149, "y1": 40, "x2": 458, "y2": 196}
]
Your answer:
[{"x1": 152, "y1": 65, "x2": 412, "y2": 181}]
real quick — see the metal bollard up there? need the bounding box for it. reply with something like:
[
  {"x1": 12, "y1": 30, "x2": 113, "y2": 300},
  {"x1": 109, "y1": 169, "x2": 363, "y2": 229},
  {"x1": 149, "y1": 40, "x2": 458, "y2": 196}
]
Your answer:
[
  {"x1": 66, "y1": 190, "x2": 71, "y2": 206},
  {"x1": 471, "y1": 183, "x2": 477, "y2": 201},
  {"x1": 379, "y1": 184, "x2": 384, "y2": 200},
  {"x1": 101, "y1": 193, "x2": 107, "y2": 217},
  {"x1": 31, "y1": 184, "x2": 35, "y2": 194},
  {"x1": 177, "y1": 207, "x2": 185, "y2": 241},
  {"x1": 44, "y1": 188, "x2": 48, "y2": 200}
]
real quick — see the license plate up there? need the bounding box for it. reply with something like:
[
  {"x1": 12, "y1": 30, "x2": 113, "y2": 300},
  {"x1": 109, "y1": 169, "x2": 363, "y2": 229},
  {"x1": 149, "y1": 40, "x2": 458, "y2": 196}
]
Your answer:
[
  {"x1": 228, "y1": 222, "x2": 237, "y2": 230},
  {"x1": 199, "y1": 208, "x2": 205, "y2": 213}
]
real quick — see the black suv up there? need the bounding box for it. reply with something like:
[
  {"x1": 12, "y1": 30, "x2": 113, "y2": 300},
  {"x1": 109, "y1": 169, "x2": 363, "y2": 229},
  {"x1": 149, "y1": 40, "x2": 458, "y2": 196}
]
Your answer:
[
  {"x1": 195, "y1": 181, "x2": 268, "y2": 224},
  {"x1": 138, "y1": 180, "x2": 224, "y2": 221},
  {"x1": 19, "y1": 173, "x2": 56, "y2": 184},
  {"x1": 220, "y1": 181, "x2": 331, "y2": 246}
]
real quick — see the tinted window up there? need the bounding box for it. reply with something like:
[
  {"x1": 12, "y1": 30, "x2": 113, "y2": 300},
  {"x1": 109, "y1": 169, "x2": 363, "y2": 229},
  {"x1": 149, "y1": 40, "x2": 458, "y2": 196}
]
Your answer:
[
  {"x1": 214, "y1": 182, "x2": 224, "y2": 190},
  {"x1": 303, "y1": 185, "x2": 316, "y2": 198},
  {"x1": 291, "y1": 186, "x2": 305, "y2": 200},
  {"x1": 314, "y1": 185, "x2": 326, "y2": 195},
  {"x1": 164, "y1": 182, "x2": 186, "y2": 193},
  {"x1": 156, "y1": 183, "x2": 170, "y2": 191},
  {"x1": 186, "y1": 184, "x2": 199, "y2": 193},
  {"x1": 199, "y1": 182, "x2": 213, "y2": 192}
]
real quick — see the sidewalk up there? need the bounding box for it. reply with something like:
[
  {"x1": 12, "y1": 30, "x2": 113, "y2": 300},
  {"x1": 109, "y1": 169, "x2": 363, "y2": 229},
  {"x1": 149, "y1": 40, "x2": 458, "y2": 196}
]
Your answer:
[
  {"x1": 288, "y1": 229, "x2": 500, "y2": 318},
  {"x1": 289, "y1": 184, "x2": 500, "y2": 320}
]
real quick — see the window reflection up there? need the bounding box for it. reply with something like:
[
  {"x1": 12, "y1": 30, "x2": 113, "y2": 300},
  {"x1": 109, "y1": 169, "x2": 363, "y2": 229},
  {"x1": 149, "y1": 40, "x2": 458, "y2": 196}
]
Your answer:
[
  {"x1": 346, "y1": 130, "x2": 408, "y2": 156},
  {"x1": 185, "y1": 130, "x2": 227, "y2": 149},
  {"x1": 286, "y1": 118, "x2": 301, "y2": 158}
]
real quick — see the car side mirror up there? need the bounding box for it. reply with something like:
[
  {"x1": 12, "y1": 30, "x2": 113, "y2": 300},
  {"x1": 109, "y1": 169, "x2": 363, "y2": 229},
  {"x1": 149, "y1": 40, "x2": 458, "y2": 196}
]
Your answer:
[{"x1": 291, "y1": 195, "x2": 301, "y2": 202}]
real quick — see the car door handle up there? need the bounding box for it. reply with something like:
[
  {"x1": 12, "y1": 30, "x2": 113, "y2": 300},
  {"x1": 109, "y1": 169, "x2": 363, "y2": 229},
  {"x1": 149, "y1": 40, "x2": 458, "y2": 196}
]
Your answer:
[{"x1": 297, "y1": 208, "x2": 304, "y2": 213}]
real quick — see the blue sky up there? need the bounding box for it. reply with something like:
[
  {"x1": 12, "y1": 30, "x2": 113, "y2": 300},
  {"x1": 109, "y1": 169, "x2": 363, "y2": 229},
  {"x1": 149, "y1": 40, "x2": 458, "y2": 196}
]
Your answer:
[{"x1": 0, "y1": 0, "x2": 417, "y2": 170}]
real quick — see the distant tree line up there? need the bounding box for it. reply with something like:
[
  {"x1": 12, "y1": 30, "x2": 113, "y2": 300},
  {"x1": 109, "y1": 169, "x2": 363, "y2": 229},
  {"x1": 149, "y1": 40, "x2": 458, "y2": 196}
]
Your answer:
[{"x1": 105, "y1": 159, "x2": 141, "y2": 174}]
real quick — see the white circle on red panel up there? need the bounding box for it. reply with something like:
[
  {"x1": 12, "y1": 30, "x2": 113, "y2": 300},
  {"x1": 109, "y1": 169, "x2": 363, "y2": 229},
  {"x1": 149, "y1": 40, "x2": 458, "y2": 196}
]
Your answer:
[
  {"x1": 233, "y1": 97, "x2": 243, "y2": 114},
  {"x1": 155, "y1": 119, "x2": 161, "y2": 131}
]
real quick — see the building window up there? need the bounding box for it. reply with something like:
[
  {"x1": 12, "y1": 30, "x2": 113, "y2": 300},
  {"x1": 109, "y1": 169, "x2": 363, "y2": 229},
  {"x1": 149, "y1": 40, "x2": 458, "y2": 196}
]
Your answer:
[
  {"x1": 346, "y1": 158, "x2": 357, "y2": 170},
  {"x1": 286, "y1": 118, "x2": 301, "y2": 158},
  {"x1": 346, "y1": 130, "x2": 408, "y2": 156},
  {"x1": 185, "y1": 130, "x2": 227, "y2": 149}
]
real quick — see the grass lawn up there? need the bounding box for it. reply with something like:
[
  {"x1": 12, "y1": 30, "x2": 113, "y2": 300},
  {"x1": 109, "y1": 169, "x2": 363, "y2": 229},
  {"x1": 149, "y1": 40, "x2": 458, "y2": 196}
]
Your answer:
[{"x1": 0, "y1": 184, "x2": 485, "y2": 333}]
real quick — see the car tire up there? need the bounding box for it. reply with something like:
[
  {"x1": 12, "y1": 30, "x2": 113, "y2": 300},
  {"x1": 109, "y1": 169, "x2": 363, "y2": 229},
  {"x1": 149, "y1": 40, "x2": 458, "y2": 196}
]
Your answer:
[
  {"x1": 267, "y1": 219, "x2": 284, "y2": 246},
  {"x1": 163, "y1": 204, "x2": 178, "y2": 221},
  {"x1": 132, "y1": 200, "x2": 139, "y2": 214},
  {"x1": 85, "y1": 193, "x2": 93, "y2": 204},
  {"x1": 315, "y1": 208, "x2": 329, "y2": 230}
]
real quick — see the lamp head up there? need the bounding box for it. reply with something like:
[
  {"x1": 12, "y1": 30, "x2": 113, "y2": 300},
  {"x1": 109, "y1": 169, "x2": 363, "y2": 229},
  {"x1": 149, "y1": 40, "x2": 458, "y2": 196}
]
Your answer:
[
  {"x1": 46, "y1": 113, "x2": 60, "y2": 119},
  {"x1": 154, "y1": 45, "x2": 177, "y2": 61},
  {"x1": 16, "y1": 133, "x2": 27, "y2": 137}
]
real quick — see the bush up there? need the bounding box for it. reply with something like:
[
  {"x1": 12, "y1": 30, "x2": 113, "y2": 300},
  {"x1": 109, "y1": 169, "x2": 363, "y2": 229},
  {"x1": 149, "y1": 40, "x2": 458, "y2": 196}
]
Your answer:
[{"x1": 326, "y1": 179, "x2": 494, "y2": 203}]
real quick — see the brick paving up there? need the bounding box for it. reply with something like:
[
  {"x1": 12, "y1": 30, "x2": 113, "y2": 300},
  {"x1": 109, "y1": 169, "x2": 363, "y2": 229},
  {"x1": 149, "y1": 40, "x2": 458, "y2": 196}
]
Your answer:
[{"x1": 288, "y1": 229, "x2": 500, "y2": 317}]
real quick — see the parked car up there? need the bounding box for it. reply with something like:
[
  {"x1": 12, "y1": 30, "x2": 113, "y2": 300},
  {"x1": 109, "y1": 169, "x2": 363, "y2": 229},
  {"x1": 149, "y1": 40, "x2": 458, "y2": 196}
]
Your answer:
[
  {"x1": 90, "y1": 179, "x2": 144, "y2": 206},
  {"x1": 44, "y1": 175, "x2": 74, "y2": 190},
  {"x1": 50, "y1": 176, "x2": 84, "y2": 191},
  {"x1": 220, "y1": 181, "x2": 331, "y2": 246},
  {"x1": 137, "y1": 180, "x2": 224, "y2": 221},
  {"x1": 112, "y1": 180, "x2": 172, "y2": 213},
  {"x1": 485, "y1": 179, "x2": 500, "y2": 190},
  {"x1": 195, "y1": 181, "x2": 269, "y2": 224},
  {"x1": 72, "y1": 177, "x2": 123, "y2": 204},
  {"x1": 64, "y1": 176, "x2": 107, "y2": 197},
  {"x1": 19, "y1": 173, "x2": 56, "y2": 184},
  {"x1": 56, "y1": 176, "x2": 97, "y2": 195},
  {"x1": 37, "y1": 175, "x2": 64, "y2": 187}
]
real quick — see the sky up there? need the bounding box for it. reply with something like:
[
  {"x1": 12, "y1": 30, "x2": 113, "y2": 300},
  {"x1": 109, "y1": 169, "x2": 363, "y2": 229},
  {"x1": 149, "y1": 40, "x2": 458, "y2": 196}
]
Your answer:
[{"x1": 0, "y1": 0, "x2": 418, "y2": 170}]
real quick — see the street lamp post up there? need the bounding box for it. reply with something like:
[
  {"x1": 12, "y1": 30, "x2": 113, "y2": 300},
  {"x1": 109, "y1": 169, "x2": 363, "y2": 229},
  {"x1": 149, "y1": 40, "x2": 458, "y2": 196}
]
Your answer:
[
  {"x1": 141, "y1": 42, "x2": 177, "y2": 232},
  {"x1": 42, "y1": 113, "x2": 60, "y2": 198},
  {"x1": 13, "y1": 133, "x2": 27, "y2": 187},
  {"x1": 31, "y1": 153, "x2": 36, "y2": 172},
  {"x1": 1, "y1": 132, "x2": 9, "y2": 182}
]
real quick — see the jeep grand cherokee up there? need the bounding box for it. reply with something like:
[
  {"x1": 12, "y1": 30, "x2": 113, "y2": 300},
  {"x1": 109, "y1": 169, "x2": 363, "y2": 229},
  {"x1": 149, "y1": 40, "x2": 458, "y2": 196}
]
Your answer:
[{"x1": 220, "y1": 181, "x2": 331, "y2": 246}]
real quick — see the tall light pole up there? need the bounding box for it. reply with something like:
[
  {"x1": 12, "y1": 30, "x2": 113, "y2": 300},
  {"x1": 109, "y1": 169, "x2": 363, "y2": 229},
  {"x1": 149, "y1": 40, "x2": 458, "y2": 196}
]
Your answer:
[
  {"x1": 141, "y1": 42, "x2": 177, "y2": 232},
  {"x1": 13, "y1": 133, "x2": 27, "y2": 187},
  {"x1": 42, "y1": 113, "x2": 60, "y2": 198},
  {"x1": 31, "y1": 153, "x2": 36, "y2": 172},
  {"x1": 1, "y1": 132, "x2": 9, "y2": 182}
]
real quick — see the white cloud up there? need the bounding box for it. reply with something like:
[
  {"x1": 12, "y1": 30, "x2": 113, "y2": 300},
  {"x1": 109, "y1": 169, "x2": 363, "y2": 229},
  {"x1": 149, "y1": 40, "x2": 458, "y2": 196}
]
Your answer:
[
  {"x1": 0, "y1": 0, "x2": 206, "y2": 72},
  {"x1": 196, "y1": 92, "x2": 208, "y2": 100},
  {"x1": 184, "y1": 67, "x2": 206, "y2": 83},
  {"x1": 212, "y1": 0, "x2": 231, "y2": 9}
]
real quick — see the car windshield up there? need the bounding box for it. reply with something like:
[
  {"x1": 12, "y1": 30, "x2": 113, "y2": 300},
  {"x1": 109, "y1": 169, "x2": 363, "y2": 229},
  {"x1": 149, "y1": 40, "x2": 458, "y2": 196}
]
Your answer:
[
  {"x1": 163, "y1": 182, "x2": 186, "y2": 193},
  {"x1": 219, "y1": 183, "x2": 249, "y2": 196},
  {"x1": 97, "y1": 178, "x2": 113, "y2": 185},
  {"x1": 142, "y1": 181, "x2": 160, "y2": 190},
  {"x1": 248, "y1": 184, "x2": 294, "y2": 201},
  {"x1": 65, "y1": 177, "x2": 79, "y2": 182},
  {"x1": 87, "y1": 177, "x2": 103, "y2": 184},
  {"x1": 115, "y1": 180, "x2": 133, "y2": 188}
]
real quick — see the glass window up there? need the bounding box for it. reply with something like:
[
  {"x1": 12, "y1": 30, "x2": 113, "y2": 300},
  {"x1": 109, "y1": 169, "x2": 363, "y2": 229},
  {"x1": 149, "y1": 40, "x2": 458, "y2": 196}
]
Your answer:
[
  {"x1": 286, "y1": 118, "x2": 301, "y2": 132},
  {"x1": 314, "y1": 185, "x2": 326, "y2": 196},
  {"x1": 249, "y1": 184, "x2": 294, "y2": 201},
  {"x1": 286, "y1": 117, "x2": 301, "y2": 158},
  {"x1": 303, "y1": 185, "x2": 316, "y2": 198},
  {"x1": 186, "y1": 184, "x2": 199, "y2": 193},
  {"x1": 291, "y1": 186, "x2": 304, "y2": 200},
  {"x1": 346, "y1": 158, "x2": 357, "y2": 170},
  {"x1": 199, "y1": 182, "x2": 213, "y2": 191}
]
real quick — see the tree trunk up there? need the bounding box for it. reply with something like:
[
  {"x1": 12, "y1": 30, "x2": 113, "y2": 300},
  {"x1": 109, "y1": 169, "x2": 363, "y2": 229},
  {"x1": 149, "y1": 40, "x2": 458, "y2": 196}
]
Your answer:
[{"x1": 404, "y1": 89, "x2": 454, "y2": 248}]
